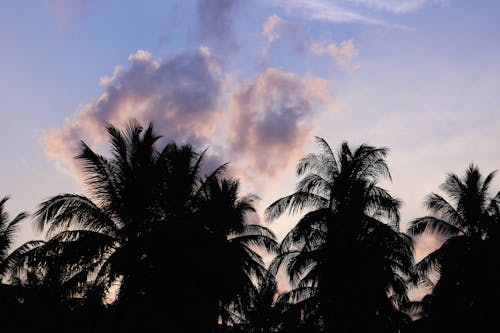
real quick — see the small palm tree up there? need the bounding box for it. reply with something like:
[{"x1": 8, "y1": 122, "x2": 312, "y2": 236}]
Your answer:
[
  {"x1": 0, "y1": 196, "x2": 28, "y2": 278},
  {"x1": 233, "y1": 273, "x2": 283, "y2": 333}
]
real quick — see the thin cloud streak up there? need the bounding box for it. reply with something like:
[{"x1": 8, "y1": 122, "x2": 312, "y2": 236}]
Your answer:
[
  {"x1": 270, "y1": 0, "x2": 444, "y2": 28},
  {"x1": 347, "y1": 0, "x2": 444, "y2": 14},
  {"x1": 273, "y1": 0, "x2": 391, "y2": 26}
]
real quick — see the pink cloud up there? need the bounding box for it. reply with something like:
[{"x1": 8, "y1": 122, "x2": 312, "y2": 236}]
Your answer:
[
  {"x1": 260, "y1": 14, "x2": 306, "y2": 59},
  {"x1": 310, "y1": 39, "x2": 360, "y2": 71},
  {"x1": 41, "y1": 48, "x2": 223, "y2": 181},
  {"x1": 41, "y1": 49, "x2": 337, "y2": 201},
  {"x1": 228, "y1": 68, "x2": 333, "y2": 187}
]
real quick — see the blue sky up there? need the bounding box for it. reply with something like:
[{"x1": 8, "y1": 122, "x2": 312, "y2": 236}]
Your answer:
[{"x1": 2, "y1": 0, "x2": 500, "y2": 260}]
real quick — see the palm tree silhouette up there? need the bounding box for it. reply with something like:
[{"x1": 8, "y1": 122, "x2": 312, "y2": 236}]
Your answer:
[
  {"x1": 233, "y1": 273, "x2": 284, "y2": 333},
  {"x1": 407, "y1": 165, "x2": 500, "y2": 332},
  {"x1": 0, "y1": 196, "x2": 28, "y2": 278},
  {"x1": 13, "y1": 120, "x2": 278, "y2": 332},
  {"x1": 266, "y1": 138, "x2": 413, "y2": 333},
  {"x1": 408, "y1": 164, "x2": 500, "y2": 270},
  {"x1": 196, "y1": 176, "x2": 279, "y2": 331}
]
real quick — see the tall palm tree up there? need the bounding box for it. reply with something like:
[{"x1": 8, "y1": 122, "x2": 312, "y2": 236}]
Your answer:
[
  {"x1": 15, "y1": 120, "x2": 278, "y2": 332},
  {"x1": 407, "y1": 165, "x2": 500, "y2": 332},
  {"x1": 19, "y1": 121, "x2": 162, "y2": 301},
  {"x1": 266, "y1": 138, "x2": 413, "y2": 333}
]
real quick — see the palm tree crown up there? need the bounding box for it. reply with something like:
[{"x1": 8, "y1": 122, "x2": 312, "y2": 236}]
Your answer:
[
  {"x1": 408, "y1": 164, "x2": 500, "y2": 275},
  {"x1": 266, "y1": 138, "x2": 413, "y2": 332}
]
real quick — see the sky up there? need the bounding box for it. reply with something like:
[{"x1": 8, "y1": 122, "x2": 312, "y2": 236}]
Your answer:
[{"x1": 1, "y1": 0, "x2": 500, "y2": 264}]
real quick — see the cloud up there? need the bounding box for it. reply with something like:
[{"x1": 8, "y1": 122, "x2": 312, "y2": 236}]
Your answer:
[
  {"x1": 274, "y1": 0, "x2": 389, "y2": 26},
  {"x1": 41, "y1": 48, "x2": 223, "y2": 181},
  {"x1": 272, "y1": 0, "x2": 445, "y2": 27},
  {"x1": 260, "y1": 15, "x2": 359, "y2": 71},
  {"x1": 228, "y1": 68, "x2": 333, "y2": 187},
  {"x1": 347, "y1": 0, "x2": 446, "y2": 14},
  {"x1": 260, "y1": 14, "x2": 304, "y2": 57},
  {"x1": 310, "y1": 39, "x2": 360, "y2": 71},
  {"x1": 49, "y1": 0, "x2": 93, "y2": 28},
  {"x1": 263, "y1": 15, "x2": 284, "y2": 45},
  {"x1": 261, "y1": 14, "x2": 284, "y2": 57},
  {"x1": 195, "y1": 0, "x2": 240, "y2": 51}
]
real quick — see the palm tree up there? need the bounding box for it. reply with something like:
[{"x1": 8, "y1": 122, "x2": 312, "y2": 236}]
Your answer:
[
  {"x1": 15, "y1": 120, "x2": 278, "y2": 332},
  {"x1": 196, "y1": 176, "x2": 279, "y2": 331},
  {"x1": 233, "y1": 273, "x2": 284, "y2": 333},
  {"x1": 408, "y1": 164, "x2": 500, "y2": 272},
  {"x1": 0, "y1": 196, "x2": 28, "y2": 278},
  {"x1": 266, "y1": 138, "x2": 414, "y2": 333},
  {"x1": 407, "y1": 165, "x2": 500, "y2": 332},
  {"x1": 0, "y1": 197, "x2": 45, "y2": 331}
]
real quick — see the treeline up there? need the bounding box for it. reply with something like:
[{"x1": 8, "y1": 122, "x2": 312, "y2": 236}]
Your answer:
[{"x1": 0, "y1": 120, "x2": 499, "y2": 333}]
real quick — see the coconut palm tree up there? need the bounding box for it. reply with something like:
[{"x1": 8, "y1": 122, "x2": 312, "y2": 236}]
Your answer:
[
  {"x1": 232, "y1": 273, "x2": 284, "y2": 333},
  {"x1": 266, "y1": 138, "x2": 413, "y2": 333},
  {"x1": 0, "y1": 196, "x2": 28, "y2": 278},
  {"x1": 408, "y1": 164, "x2": 500, "y2": 274},
  {"x1": 196, "y1": 176, "x2": 279, "y2": 331},
  {"x1": 15, "y1": 120, "x2": 278, "y2": 332},
  {"x1": 407, "y1": 165, "x2": 500, "y2": 332},
  {"x1": 8, "y1": 121, "x2": 199, "y2": 330}
]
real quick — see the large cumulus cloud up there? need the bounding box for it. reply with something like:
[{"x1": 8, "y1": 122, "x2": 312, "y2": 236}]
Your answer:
[
  {"x1": 228, "y1": 68, "x2": 332, "y2": 184},
  {"x1": 42, "y1": 48, "x2": 336, "y2": 199},
  {"x1": 42, "y1": 48, "x2": 223, "y2": 178}
]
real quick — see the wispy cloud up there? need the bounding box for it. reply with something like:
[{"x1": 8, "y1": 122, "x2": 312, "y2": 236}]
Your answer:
[
  {"x1": 49, "y1": 0, "x2": 93, "y2": 28},
  {"x1": 272, "y1": 0, "x2": 445, "y2": 27},
  {"x1": 347, "y1": 0, "x2": 446, "y2": 14},
  {"x1": 274, "y1": 0, "x2": 389, "y2": 26},
  {"x1": 310, "y1": 39, "x2": 360, "y2": 71},
  {"x1": 260, "y1": 14, "x2": 302, "y2": 57},
  {"x1": 195, "y1": 0, "x2": 240, "y2": 52}
]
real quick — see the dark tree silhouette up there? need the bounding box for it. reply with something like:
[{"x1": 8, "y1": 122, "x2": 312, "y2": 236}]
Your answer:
[
  {"x1": 4, "y1": 123, "x2": 499, "y2": 333},
  {"x1": 0, "y1": 196, "x2": 31, "y2": 332},
  {"x1": 11, "y1": 120, "x2": 277, "y2": 332},
  {"x1": 0, "y1": 196, "x2": 28, "y2": 277},
  {"x1": 407, "y1": 165, "x2": 500, "y2": 332},
  {"x1": 195, "y1": 176, "x2": 279, "y2": 331},
  {"x1": 233, "y1": 273, "x2": 284, "y2": 333},
  {"x1": 266, "y1": 138, "x2": 414, "y2": 333}
]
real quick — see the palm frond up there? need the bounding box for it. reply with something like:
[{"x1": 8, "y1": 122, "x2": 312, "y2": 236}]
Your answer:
[
  {"x1": 265, "y1": 192, "x2": 328, "y2": 222},
  {"x1": 407, "y1": 216, "x2": 462, "y2": 239},
  {"x1": 34, "y1": 194, "x2": 118, "y2": 236}
]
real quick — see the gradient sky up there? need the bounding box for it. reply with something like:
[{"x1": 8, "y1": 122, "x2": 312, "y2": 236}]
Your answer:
[{"x1": 2, "y1": 0, "x2": 500, "y2": 263}]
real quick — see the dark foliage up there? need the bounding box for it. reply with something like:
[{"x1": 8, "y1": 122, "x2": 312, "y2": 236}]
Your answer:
[{"x1": 1, "y1": 122, "x2": 498, "y2": 333}]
